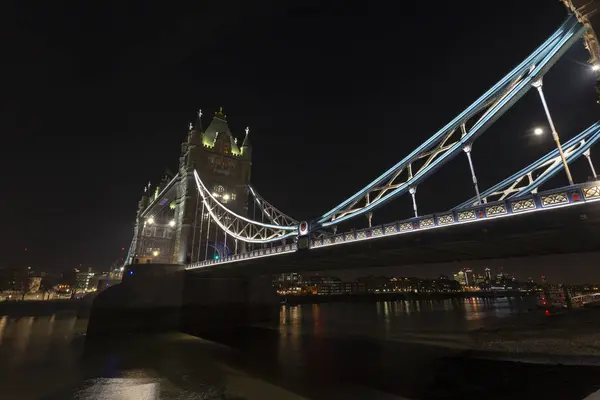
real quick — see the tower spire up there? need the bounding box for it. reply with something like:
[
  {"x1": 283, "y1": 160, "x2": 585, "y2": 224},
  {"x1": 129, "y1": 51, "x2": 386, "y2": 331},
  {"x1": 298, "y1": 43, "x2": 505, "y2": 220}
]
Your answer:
[
  {"x1": 242, "y1": 126, "x2": 250, "y2": 147},
  {"x1": 193, "y1": 109, "x2": 203, "y2": 131}
]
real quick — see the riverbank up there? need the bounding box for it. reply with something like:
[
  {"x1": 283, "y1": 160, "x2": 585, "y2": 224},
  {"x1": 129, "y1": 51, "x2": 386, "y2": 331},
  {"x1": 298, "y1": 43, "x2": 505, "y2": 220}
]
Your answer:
[{"x1": 467, "y1": 306, "x2": 600, "y2": 358}]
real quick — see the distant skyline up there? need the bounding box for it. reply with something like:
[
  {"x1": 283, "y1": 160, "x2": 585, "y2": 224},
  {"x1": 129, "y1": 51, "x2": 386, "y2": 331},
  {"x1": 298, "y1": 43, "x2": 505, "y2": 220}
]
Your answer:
[{"x1": 315, "y1": 252, "x2": 600, "y2": 284}]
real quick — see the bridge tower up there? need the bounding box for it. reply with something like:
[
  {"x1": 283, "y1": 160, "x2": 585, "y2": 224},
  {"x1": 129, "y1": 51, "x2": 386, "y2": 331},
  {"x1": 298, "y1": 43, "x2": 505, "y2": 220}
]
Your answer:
[
  {"x1": 129, "y1": 108, "x2": 252, "y2": 265},
  {"x1": 173, "y1": 108, "x2": 252, "y2": 264}
]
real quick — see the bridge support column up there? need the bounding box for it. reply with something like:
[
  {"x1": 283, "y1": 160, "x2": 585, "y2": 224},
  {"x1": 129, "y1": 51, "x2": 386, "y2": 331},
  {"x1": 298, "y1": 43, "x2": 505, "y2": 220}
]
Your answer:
[
  {"x1": 532, "y1": 79, "x2": 574, "y2": 185},
  {"x1": 409, "y1": 187, "x2": 418, "y2": 218},
  {"x1": 463, "y1": 144, "x2": 483, "y2": 205},
  {"x1": 584, "y1": 149, "x2": 598, "y2": 180}
]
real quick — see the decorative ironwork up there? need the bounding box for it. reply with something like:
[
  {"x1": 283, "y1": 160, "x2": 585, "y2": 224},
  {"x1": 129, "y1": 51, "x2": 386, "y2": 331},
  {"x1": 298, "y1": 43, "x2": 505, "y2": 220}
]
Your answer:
[
  {"x1": 511, "y1": 198, "x2": 536, "y2": 212},
  {"x1": 486, "y1": 204, "x2": 507, "y2": 216},
  {"x1": 372, "y1": 227, "x2": 383, "y2": 236},
  {"x1": 345, "y1": 233, "x2": 355, "y2": 241},
  {"x1": 384, "y1": 225, "x2": 397, "y2": 234},
  {"x1": 458, "y1": 210, "x2": 476, "y2": 221},
  {"x1": 541, "y1": 192, "x2": 568, "y2": 207},
  {"x1": 334, "y1": 236, "x2": 344, "y2": 243},
  {"x1": 583, "y1": 185, "x2": 600, "y2": 199},
  {"x1": 438, "y1": 214, "x2": 454, "y2": 225},
  {"x1": 420, "y1": 218, "x2": 435, "y2": 228},
  {"x1": 400, "y1": 223, "x2": 412, "y2": 231}
]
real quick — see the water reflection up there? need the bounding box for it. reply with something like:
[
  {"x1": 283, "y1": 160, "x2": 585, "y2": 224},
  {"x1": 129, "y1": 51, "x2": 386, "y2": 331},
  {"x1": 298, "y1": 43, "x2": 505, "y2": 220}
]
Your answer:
[
  {"x1": 0, "y1": 297, "x2": 536, "y2": 399},
  {"x1": 275, "y1": 296, "x2": 534, "y2": 341}
]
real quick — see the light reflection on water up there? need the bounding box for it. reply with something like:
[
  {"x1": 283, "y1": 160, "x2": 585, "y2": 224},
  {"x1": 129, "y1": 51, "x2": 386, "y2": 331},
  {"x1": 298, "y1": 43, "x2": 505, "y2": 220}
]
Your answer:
[
  {"x1": 0, "y1": 297, "x2": 535, "y2": 399},
  {"x1": 278, "y1": 297, "x2": 535, "y2": 339}
]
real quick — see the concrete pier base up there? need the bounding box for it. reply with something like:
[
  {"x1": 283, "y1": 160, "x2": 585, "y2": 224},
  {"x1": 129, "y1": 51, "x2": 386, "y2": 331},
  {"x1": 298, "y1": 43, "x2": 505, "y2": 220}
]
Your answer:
[
  {"x1": 181, "y1": 272, "x2": 279, "y2": 334},
  {"x1": 86, "y1": 264, "x2": 279, "y2": 338}
]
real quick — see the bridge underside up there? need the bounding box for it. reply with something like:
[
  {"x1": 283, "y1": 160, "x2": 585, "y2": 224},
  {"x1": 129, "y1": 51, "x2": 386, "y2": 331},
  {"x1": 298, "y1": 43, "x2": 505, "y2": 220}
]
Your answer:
[{"x1": 191, "y1": 201, "x2": 600, "y2": 277}]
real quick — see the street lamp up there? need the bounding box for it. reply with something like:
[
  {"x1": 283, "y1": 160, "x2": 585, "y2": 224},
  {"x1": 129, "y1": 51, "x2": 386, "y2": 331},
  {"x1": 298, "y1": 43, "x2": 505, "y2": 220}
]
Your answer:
[
  {"x1": 592, "y1": 64, "x2": 600, "y2": 72},
  {"x1": 534, "y1": 127, "x2": 544, "y2": 136},
  {"x1": 152, "y1": 250, "x2": 159, "y2": 257},
  {"x1": 169, "y1": 220, "x2": 176, "y2": 227},
  {"x1": 147, "y1": 217, "x2": 154, "y2": 225}
]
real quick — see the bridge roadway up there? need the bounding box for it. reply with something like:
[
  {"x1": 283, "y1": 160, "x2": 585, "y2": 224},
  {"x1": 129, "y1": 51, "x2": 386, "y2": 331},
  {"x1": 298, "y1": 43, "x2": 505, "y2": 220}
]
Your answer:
[{"x1": 187, "y1": 186, "x2": 600, "y2": 277}]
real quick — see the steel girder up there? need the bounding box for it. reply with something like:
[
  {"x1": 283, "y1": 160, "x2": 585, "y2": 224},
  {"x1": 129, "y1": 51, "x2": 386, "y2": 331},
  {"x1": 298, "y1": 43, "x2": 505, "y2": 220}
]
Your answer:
[
  {"x1": 454, "y1": 121, "x2": 600, "y2": 209},
  {"x1": 248, "y1": 185, "x2": 299, "y2": 226},
  {"x1": 316, "y1": 16, "x2": 586, "y2": 228},
  {"x1": 193, "y1": 170, "x2": 298, "y2": 243}
]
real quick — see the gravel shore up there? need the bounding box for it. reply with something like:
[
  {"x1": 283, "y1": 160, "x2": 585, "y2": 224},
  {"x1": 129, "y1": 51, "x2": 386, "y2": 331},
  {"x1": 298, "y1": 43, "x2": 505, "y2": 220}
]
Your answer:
[{"x1": 469, "y1": 306, "x2": 600, "y2": 357}]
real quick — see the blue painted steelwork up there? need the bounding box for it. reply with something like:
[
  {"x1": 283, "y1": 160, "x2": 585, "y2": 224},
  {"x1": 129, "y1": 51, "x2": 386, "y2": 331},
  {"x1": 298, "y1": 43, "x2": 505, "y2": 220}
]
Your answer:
[
  {"x1": 316, "y1": 16, "x2": 586, "y2": 228},
  {"x1": 455, "y1": 121, "x2": 600, "y2": 209},
  {"x1": 311, "y1": 181, "x2": 600, "y2": 249},
  {"x1": 185, "y1": 180, "x2": 600, "y2": 270}
]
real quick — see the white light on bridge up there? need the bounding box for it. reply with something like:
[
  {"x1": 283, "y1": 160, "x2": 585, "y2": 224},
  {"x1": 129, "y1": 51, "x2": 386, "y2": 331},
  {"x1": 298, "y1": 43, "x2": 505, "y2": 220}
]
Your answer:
[
  {"x1": 152, "y1": 250, "x2": 160, "y2": 257},
  {"x1": 592, "y1": 64, "x2": 600, "y2": 72},
  {"x1": 147, "y1": 217, "x2": 155, "y2": 225},
  {"x1": 534, "y1": 127, "x2": 544, "y2": 136},
  {"x1": 169, "y1": 220, "x2": 176, "y2": 227},
  {"x1": 223, "y1": 194, "x2": 230, "y2": 201}
]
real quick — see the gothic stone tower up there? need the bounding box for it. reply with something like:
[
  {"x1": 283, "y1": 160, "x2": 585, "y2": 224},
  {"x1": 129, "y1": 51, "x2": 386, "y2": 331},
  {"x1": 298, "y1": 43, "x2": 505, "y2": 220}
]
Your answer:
[{"x1": 172, "y1": 108, "x2": 252, "y2": 264}]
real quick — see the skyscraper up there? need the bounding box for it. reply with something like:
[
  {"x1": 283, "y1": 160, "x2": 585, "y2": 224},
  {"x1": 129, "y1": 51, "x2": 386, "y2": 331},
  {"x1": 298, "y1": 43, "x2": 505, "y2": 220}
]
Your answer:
[
  {"x1": 484, "y1": 267, "x2": 492, "y2": 281},
  {"x1": 464, "y1": 268, "x2": 474, "y2": 285}
]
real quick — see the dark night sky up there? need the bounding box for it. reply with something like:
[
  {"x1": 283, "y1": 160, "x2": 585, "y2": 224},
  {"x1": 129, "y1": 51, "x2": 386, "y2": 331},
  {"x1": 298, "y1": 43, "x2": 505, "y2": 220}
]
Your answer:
[{"x1": 1, "y1": 1, "x2": 598, "y2": 280}]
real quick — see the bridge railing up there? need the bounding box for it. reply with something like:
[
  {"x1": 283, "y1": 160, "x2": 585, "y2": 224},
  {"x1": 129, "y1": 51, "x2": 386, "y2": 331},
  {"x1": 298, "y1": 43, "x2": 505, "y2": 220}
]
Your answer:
[
  {"x1": 185, "y1": 180, "x2": 600, "y2": 269},
  {"x1": 311, "y1": 181, "x2": 600, "y2": 249},
  {"x1": 186, "y1": 242, "x2": 298, "y2": 270}
]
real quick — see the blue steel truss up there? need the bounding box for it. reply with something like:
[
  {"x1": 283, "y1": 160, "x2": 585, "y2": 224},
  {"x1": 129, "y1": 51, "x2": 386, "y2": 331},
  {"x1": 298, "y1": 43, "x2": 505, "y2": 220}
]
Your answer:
[
  {"x1": 316, "y1": 15, "x2": 586, "y2": 228},
  {"x1": 455, "y1": 121, "x2": 600, "y2": 209}
]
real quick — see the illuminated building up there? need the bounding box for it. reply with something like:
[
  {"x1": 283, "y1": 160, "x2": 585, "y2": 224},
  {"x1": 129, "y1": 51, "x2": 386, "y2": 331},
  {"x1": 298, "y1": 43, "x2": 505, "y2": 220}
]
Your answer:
[
  {"x1": 343, "y1": 282, "x2": 367, "y2": 294},
  {"x1": 454, "y1": 271, "x2": 467, "y2": 286},
  {"x1": 305, "y1": 275, "x2": 343, "y2": 295},
  {"x1": 464, "y1": 268, "x2": 474, "y2": 285},
  {"x1": 128, "y1": 108, "x2": 252, "y2": 265},
  {"x1": 74, "y1": 269, "x2": 95, "y2": 293},
  {"x1": 484, "y1": 267, "x2": 492, "y2": 281}
]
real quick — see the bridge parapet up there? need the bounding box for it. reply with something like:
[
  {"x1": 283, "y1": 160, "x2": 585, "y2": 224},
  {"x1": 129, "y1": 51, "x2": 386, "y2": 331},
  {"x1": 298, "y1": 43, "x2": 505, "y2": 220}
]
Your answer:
[
  {"x1": 311, "y1": 181, "x2": 600, "y2": 250},
  {"x1": 185, "y1": 181, "x2": 600, "y2": 270}
]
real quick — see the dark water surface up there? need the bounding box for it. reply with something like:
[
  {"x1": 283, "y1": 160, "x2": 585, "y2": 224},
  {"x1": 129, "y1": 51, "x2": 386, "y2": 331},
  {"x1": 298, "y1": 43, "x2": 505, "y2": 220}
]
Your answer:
[{"x1": 1, "y1": 297, "x2": 599, "y2": 399}]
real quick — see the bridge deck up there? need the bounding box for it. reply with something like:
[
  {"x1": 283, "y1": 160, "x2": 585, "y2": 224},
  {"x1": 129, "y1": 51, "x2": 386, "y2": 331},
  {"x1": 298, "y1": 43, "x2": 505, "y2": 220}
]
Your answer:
[{"x1": 189, "y1": 197, "x2": 600, "y2": 276}]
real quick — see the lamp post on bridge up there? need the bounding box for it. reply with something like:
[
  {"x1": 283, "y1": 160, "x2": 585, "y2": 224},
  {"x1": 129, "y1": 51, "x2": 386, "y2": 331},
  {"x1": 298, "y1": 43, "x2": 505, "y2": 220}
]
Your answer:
[
  {"x1": 532, "y1": 79, "x2": 574, "y2": 185},
  {"x1": 462, "y1": 144, "x2": 483, "y2": 205},
  {"x1": 409, "y1": 187, "x2": 418, "y2": 218},
  {"x1": 584, "y1": 149, "x2": 598, "y2": 180}
]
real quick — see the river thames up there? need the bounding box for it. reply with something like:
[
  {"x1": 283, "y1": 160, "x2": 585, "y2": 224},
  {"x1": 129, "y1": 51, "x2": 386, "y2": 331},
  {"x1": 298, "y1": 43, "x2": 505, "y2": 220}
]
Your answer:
[{"x1": 1, "y1": 297, "x2": 600, "y2": 399}]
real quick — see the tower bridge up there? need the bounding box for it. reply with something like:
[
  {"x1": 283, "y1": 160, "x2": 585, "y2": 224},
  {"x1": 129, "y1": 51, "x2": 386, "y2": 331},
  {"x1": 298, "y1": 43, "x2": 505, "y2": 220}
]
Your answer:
[
  {"x1": 126, "y1": 12, "x2": 600, "y2": 274},
  {"x1": 88, "y1": 7, "x2": 600, "y2": 336}
]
